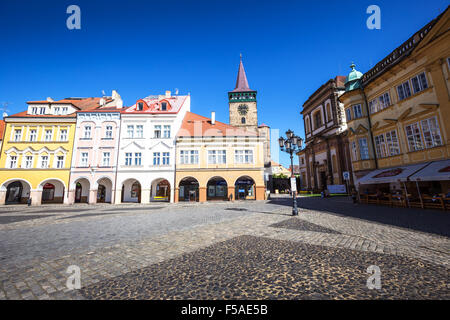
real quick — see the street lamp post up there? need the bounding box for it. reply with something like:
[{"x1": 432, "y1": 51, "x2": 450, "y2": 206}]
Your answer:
[{"x1": 279, "y1": 130, "x2": 303, "y2": 216}]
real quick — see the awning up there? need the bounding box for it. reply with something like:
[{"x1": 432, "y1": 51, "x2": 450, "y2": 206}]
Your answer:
[
  {"x1": 409, "y1": 159, "x2": 450, "y2": 182},
  {"x1": 357, "y1": 163, "x2": 430, "y2": 185}
]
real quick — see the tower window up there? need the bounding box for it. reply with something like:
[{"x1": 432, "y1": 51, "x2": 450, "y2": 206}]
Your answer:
[
  {"x1": 137, "y1": 102, "x2": 143, "y2": 111},
  {"x1": 241, "y1": 117, "x2": 246, "y2": 124}
]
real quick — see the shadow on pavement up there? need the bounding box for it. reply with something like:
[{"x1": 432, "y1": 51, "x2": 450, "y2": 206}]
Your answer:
[{"x1": 268, "y1": 195, "x2": 450, "y2": 238}]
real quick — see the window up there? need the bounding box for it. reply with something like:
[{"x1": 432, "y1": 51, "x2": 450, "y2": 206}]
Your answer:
[
  {"x1": 39, "y1": 107, "x2": 45, "y2": 115},
  {"x1": 136, "y1": 125, "x2": 143, "y2": 138},
  {"x1": 31, "y1": 107, "x2": 38, "y2": 115},
  {"x1": 102, "y1": 152, "x2": 111, "y2": 167},
  {"x1": 154, "y1": 125, "x2": 161, "y2": 138},
  {"x1": 40, "y1": 155, "x2": 49, "y2": 168},
  {"x1": 56, "y1": 156, "x2": 64, "y2": 169},
  {"x1": 14, "y1": 129, "x2": 22, "y2": 141},
  {"x1": 352, "y1": 104, "x2": 363, "y2": 119},
  {"x1": 59, "y1": 129, "x2": 67, "y2": 141},
  {"x1": 54, "y1": 107, "x2": 60, "y2": 115},
  {"x1": 358, "y1": 138, "x2": 369, "y2": 160},
  {"x1": 24, "y1": 156, "x2": 33, "y2": 168},
  {"x1": 105, "y1": 126, "x2": 113, "y2": 139},
  {"x1": 9, "y1": 155, "x2": 17, "y2": 168},
  {"x1": 314, "y1": 112, "x2": 322, "y2": 129},
  {"x1": 134, "y1": 152, "x2": 142, "y2": 166},
  {"x1": 84, "y1": 126, "x2": 91, "y2": 139},
  {"x1": 81, "y1": 152, "x2": 89, "y2": 167},
  {"x1": 29, "y1": 129, "x2": 37, "y2": 142},
  {"x1": 125, "y1": 153, "x2": 133, "y2": 166},
  {"x1": 163, "y1": 125, "x2": 171, "y2": 138},
  {"x1": 405, "y1": 122, "x2": 423, "y2": 151},
  {"x1": 62, "y1": 107, "x2": 68, "y2": 115},
  {"x1": 153, "y1": 152, "x2": 161, "y2": 165},
  {"x1": 371, "y1": 92, "x2": 391, "y2": 114},
  {"x1": 369, "y1": 99, "x2": 378, "y2": 114},
  {"x1": 411, "y1": 72, "x2": 428, "y2": 94},
  {"x1": 208, "y1": 150, "x2": 226, "y2": 164},
  {"x1": 162, "y1": 152, "x2": 170, "y2": 165},
  {"x1": 385, "y1": 130, "x2": 400, "y2": 156},
  {"x1": 326, "y1": 103, "x2": 332, "y2": 122},
  {"x1": 421, "y1": 117, "x2": 442, "y2": 148},
  {"x1": 45, "y1": 129, "x2": 52, "y2": 141},
  {"x1": 345, "y1": 109, "x2": 352, "y2": 122},
  {"x1": 378, "y1": 92, "x2": 391, "y2": 110},
  {"x1": 137, "y1": 102, "x2": 143, "y2": 111},
  {"x1": 397, "y1": 81, "x2": 412, "y2": 101},
  {"x1": 374, "y1": 131, "x2": 400, "y2": 159},
  {"x1": 127, "y1": 125, "x2": 134, "y2": 138},
  {"x1": 374, "y1": 134, "x2": 387, "y2": 159},
  {"x1": 161, "y1": 102, "x2": 167, "y2": 111},
  {"x1": 180, "y1": 150, "x2": 199, "y2": 164},
  {"x1": 235, "y1": 150, "x2": 253, "y2": 164},
  {"x1": 241, "y1": 117, "x2": 246, "y2": 124}
]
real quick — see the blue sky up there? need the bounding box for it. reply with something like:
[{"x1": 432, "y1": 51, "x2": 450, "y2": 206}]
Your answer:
[{"x1": 0, "y1": 0, "x2": 448, "y2": 167}]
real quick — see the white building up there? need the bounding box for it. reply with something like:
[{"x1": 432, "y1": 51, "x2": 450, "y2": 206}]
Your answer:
[{"x1": 115, "y1": 91, "x2": 190, "y2": 204}]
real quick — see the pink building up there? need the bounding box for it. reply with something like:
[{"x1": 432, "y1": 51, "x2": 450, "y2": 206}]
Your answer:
[{"x1": 68, "y1": 91, "x2": 123, "y2": 204}]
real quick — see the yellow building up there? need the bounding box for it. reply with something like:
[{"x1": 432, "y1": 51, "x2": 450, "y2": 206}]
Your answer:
[
  {"x1": 339, "y1": 7, "x2": 450, "y2": 197},
  {"x1": 174, "y1": 112, "x2": 266, "y2": 202},
  {"x1": 0, "y1": 97, "x2": 102, "y2": 205}
]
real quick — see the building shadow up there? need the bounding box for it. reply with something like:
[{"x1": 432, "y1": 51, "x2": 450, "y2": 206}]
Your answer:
[{"x1": 268, "y1": 195, "x2": 450, "y2": 238}]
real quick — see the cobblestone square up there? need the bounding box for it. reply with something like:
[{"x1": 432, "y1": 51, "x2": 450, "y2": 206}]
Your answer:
[{"x1": 0, "y1": 195, "x2": 449, "y2": 300}]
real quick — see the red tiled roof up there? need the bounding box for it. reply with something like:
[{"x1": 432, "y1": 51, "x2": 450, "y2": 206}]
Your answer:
[
  {"x1": 27, "y1": 98, "x2": 107, "y2": 110},
  {"x1": 123, "y1": 95, "x2": 188, "y2": 114},
  {"x1": 9, "y1": 97, "x2": 113, "y2": 118},
  {"x1": 177, "y1": 112, "x2": 258, "y2": 137},
  {"x1": 7, "y1": 110, "x2": 76, "y2": 118},
  {"x1": 0, "y1": 120, "x2": 5, "y2": 141}
]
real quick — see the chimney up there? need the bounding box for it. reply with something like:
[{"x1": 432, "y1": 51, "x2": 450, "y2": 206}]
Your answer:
[
  {"x1": 46, "y1": 97, "x2": 54, "y2": 102},
  {"x1": 211, "y1": 112, "x2": 215, "y2": 125},
  {"x1": 165, "y1": 90, "x2": 171, "y2": 98}
]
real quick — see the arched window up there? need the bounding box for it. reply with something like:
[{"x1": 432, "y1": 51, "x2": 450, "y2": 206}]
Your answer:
[{"x1": 241, "y1": 117, "x2": 246, "y2": 124}]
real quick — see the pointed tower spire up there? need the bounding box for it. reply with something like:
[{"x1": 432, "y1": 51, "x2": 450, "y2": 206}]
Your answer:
[{"x1": 233, "y1": 54, "x2": 251, "y2": 92}]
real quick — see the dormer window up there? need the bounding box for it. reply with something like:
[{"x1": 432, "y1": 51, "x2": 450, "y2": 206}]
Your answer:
[
  {"x1": 161, "y1": 102, "x2": 167, "y2": 111},
  {"x1": 137, "y1": 102, "x2": 143, "y2": 111}
]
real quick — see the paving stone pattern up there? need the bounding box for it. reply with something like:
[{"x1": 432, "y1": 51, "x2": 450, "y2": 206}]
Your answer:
[{"x1": 0, "y1": 197, "x2": 448, "y2": 300}]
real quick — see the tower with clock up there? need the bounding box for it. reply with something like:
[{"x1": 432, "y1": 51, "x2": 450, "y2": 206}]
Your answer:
[
  {"x1": 228, "y1": 55, "x2": 258, "y2": 129},
  {"x1": 228, "y1": 55, "x2": 271, "y2": 168}
]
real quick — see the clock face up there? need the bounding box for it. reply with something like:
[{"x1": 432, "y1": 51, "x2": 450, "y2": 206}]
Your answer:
[{"x1": 238, "y1": 104, "x2": 248, "y2": 115}]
